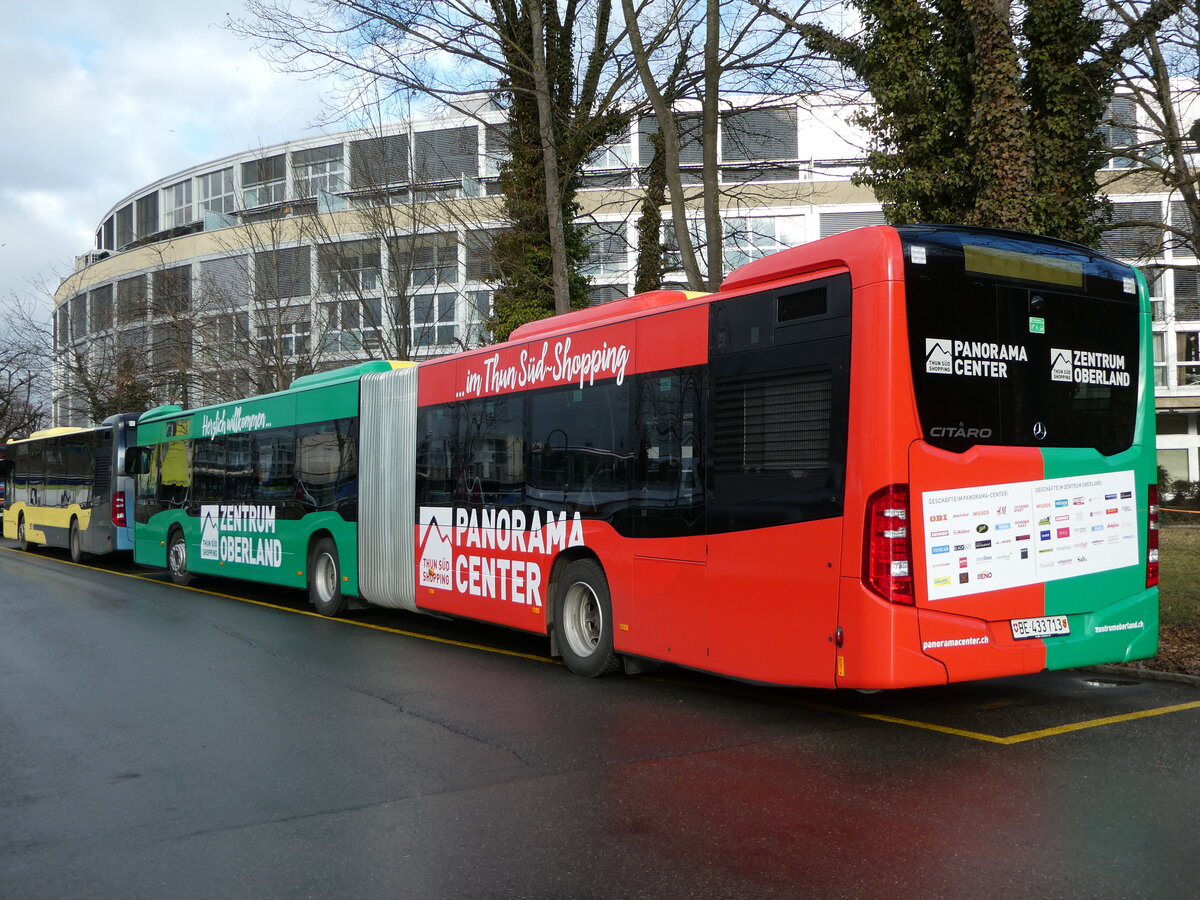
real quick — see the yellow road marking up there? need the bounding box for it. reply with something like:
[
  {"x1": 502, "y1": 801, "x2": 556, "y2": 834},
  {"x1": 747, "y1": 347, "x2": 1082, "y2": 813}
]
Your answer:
[
  {"x1": 779, "y1": 698, "x2": 1200, "y2": 744},
  {"x1": 6, "y1": 548, "x2": 1199, "y2": 742},
  {"x1": 1, "y1": 547, "x2": 556, "y2": 665}
]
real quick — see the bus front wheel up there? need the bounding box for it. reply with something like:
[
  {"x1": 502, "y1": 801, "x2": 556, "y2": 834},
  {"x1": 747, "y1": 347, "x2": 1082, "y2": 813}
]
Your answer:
[
  {"x1": 167, "y1": 528, "x2": 193, "y2": 586},
  {"x1": 554, "y1": 558, "x2": 621, "y2": 678},
  {"x1": 69, "y1": 519, "x2": 88, "y2": 564},
  {"x1": 309, "y1": 537, "x2": 347, "y2": 617}
]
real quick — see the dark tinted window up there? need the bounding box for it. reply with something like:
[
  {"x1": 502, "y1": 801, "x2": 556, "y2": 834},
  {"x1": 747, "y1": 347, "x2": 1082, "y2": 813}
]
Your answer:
[
  {"x1": 462, "y1": 396, "x2": 525, "y2": 507},
  {"x1": 633, "y1": 368, "x2": 704, "y2": 537},
  {"x1": 902, "y1": 227, "x2": 1139, "y2": 455},
  {"x1": 528, "y1": 381, "x2": 632, "y2": 519},
  {"x1": 417, "y1": 405, "x2": 458, "y2": 506},
  {"x1": 708, "y1": 277, "x2": 851, "y2": 531},
  {"x1": 296, "y1": 419, "x2": 358, "y2": 519}
]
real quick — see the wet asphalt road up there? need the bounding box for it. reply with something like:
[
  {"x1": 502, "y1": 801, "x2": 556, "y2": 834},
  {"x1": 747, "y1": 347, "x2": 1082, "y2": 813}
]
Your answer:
[{"x1": 2, "y1": 544, "x2": 1200, "y2": 899}]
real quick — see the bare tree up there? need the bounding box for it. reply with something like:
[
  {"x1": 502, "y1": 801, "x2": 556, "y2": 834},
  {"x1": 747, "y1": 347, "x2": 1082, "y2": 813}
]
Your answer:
[
  {"x1": 1105, "y1": 0, "x2": 1200, "y2": 257},
  {"x1": 0, "y1": 302, "x2": 49, "y2": 440},
  {"x1": 233, "y1": 0, "x2": 634, "y2": 331},
  {"x1": 623, "y1": 0, "x2": 835, "y2": 289}
]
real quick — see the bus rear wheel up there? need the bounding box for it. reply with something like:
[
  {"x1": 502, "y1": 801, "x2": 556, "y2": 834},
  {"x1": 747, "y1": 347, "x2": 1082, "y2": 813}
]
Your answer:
[
  {"x1": 309, "y1": 537, "x2": 347, "y2": 617},
  {"x1": 167, "y1": 528, "x2": 193, "y2": 586},
  {"x1": 16, "y1": 516, "x2": 36, "y2": 553},
  {"x1": 554, "y1": 558, "x2": 621, "y2": 678},
  {"x1": 69, "y1": 519, "x2": 88, "y2": 564}
]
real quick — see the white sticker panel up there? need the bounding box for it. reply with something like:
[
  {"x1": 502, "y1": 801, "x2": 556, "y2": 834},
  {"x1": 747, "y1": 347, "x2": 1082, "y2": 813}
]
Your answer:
[{"x1": 922, "y1": 470, "x2": 1139, "y2": 601}]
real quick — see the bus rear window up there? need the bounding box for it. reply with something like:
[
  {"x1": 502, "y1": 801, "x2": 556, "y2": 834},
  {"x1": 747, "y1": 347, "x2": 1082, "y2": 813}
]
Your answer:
[{"x1": 901, "y1": 228, "x2": 1140, "y2": 456}]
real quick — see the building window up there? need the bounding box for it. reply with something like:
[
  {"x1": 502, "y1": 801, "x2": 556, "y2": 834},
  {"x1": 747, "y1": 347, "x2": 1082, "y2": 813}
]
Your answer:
[
  {"x1": 162, "y1": 180, "x2": 194, "y2": 229},
  {"x1": 414, "y1": 127, "x2": 479, "y2": 183},
  {"x1": 320, "y1": 297, "x2": 382, "y2": 352},
  {"x1": 464, "y1": 291, "x2": 491, "y2": 346},
  {"x1": 582, "y1": 221, "x2": 629, "y2": 277},
  {"x1": 1099, "y1": 201, "x2": 1164, "y2": 260},
  {"x1": 255, "y1": 246, "x2": 312, "y2": 300},
  {"x1": 318, "y1": 240, "x2": 381, "y2": 294},
  {"x1": 117, "y1": 275, "x2": 147, "y2": 324},
  {"x1": 116, "y1": 205, "x2": 134, "y2": 248},
  {"x1": 152, "y1": 265, "x2": 192, "y2": 316},
  {"x1": 350, "y1": 134, "x2": 409, "y2": 189},
  {"x1": 1157, "y1": 411, "x2": 1190, "y2": 434},
  {"x1": 723, "y1": 215, "x2": 806, "y2": 270},
  {"x1": 137, "y1": 193, "x2": 159, "y2": 238},
  {"x1": 1159, "y1": 448, "x2": 1190, "y2": 488},
  {"x1": 1175, "y1": 268, "x2": 1200, "y2": 321},
  {"x1": 391, "y1": 232, "x2": 458, "y2": 287},
  {"x1": 242, "y1": 155, "x2": 286, "y2": 207},
  {"x1": 199, "y1": 168, "x2": 236, "y2": 216},
  {"x1": 413, "y1": 292, "x2": 457, "y2": 348},
  {"x1": 820, "y1": 209, "x2": 887, "y2": 238},
  {"x1": 465, "y1": 230, "x2": 499, "y2": 281},
  {"x1": 587, "y1": 132, "x2": 632, "y2": 170},
  {"x1": 257, "y1": 319, "x2": 310, "y2": 358},
  {"x1": 483, "y1": 124, "x2": 508, "y2": 178},
  {"x1": 1152, "y1": 332, "x2": 1168, "y2": 388},
  {"x1": 89, "y1": 284, "x2": 113, "y2": 333},
  {"x1": 199, "y1": 255, "x2": 250, "y2": 308},
  {"x1": 1177, "y1": 331, "x2": 1200, "y2": 386},
  {"x1": 150, "y1": 322, "x2": 193, "y2": 372},
  {"x1": 70, "y1": 294, "x2": 87, "y2": 342},
  {"x1": 293, "y1": 145, "x2": 345, "y2": 197},
  {"x1": 1100, "y1": 96, "x2": 1138, "y2": 170}
]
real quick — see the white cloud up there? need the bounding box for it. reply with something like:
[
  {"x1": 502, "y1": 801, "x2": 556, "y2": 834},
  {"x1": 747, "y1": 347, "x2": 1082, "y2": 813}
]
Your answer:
[{"x1": 0, "y1": 2, "x2": 351, "y2": 310}]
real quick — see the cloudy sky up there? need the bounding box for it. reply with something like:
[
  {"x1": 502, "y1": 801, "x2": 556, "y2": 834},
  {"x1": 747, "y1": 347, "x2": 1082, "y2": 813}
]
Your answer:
[{"x1": 0, "y1": 2, "x2": 349, "y2": 318}]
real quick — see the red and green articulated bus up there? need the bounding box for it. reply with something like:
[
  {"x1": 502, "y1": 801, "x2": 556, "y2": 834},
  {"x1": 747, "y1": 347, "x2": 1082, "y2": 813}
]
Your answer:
[{"x1": 127, "y1": 225, "x2": 1158, "y2": 688}]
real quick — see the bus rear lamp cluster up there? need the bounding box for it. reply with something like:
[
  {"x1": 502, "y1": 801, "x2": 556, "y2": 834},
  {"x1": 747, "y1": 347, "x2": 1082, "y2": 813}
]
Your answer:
[
  {"x1": 1147, "y1": 485, "x2": 1159, "y2": 588},
  {"x1": 864, "y1": 483, "x2": 915, "y2": 604},
  {"x1": 112, "y1": 491, "x2": 128, "y2": 528}
]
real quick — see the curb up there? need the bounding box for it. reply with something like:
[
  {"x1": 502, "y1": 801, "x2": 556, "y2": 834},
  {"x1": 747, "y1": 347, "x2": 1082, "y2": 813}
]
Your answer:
[{"x1": 1083, "y1": 664, "x2": 1200, "y2": 688}]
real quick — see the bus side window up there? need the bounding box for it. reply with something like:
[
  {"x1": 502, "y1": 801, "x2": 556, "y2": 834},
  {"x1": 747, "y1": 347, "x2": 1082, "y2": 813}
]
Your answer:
[
  {"x1": 417, "y1": 406, "x2": 457, "y2": 507},
  {"x1": 460, "y1": 396, "x2": 523, "y2": 508},
  {"x1": 528, "y1": 380, "x2": 632, "y2": 518},
  {"x1": 135, "y1": 444, "x2": 163, "y2": 524},
  {"x1": 253, "y1": 427, "x2": 297, "y2": 518},
  {"x1": 633, "y1": 367, "x2": 704, "y2": 537},
  {"x1": 334, "y1": 418, "x2": 358, "y2": 518}
]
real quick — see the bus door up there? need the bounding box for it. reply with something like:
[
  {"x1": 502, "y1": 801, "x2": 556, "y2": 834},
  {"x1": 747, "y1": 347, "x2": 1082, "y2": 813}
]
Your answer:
[
  {"x1": 628, "y1": 367, "x2": 708, "y2": 667},
  {"x1": 702, "y1": 275, "x2": 851, "y2": 685},
  {"x1": 905, "y1": 258, "x2": 1143, "y2": 681}
]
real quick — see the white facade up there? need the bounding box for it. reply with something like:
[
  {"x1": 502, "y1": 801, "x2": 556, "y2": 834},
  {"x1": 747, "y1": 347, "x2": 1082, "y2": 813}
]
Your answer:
[{"x1": 55, "y1": 94, "x2": 1196, "y2": 481}]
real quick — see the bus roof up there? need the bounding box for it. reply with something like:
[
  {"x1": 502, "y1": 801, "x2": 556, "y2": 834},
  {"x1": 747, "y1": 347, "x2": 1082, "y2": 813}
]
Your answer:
[
  {"x1": 136, "y1": 359, "x2": 408, "y2": 426},
  {"x1": 8, "y1": 426, "x2": 101, "y2": 445}
]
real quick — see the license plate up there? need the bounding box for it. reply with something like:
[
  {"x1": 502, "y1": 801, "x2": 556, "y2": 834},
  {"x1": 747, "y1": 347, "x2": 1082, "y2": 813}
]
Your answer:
[{"x1": 1010, "y1": 615, "x2": 1070, "y2": 640}]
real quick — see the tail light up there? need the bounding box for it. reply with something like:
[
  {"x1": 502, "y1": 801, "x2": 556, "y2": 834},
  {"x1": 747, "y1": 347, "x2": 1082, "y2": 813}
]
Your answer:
[
  {"x1": 112, "y1": 491, "x2": 128, "y2": 528},
  {"x1": 1146, "y1": 484, "x2": 1159, "y2": 588},
  {"x1": 864, "y1": 483, "x2": 914, "y2": 604}
]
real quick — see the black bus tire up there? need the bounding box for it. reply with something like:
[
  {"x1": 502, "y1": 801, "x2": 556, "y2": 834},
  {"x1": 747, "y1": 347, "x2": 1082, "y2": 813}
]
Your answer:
[
  {"x1": 309, "y1": 537, "x2": 347, "y2": 617},
  {"x1": 553, "y1": 558, "x2": 621, "y2": 678},
  {"x1": 16, "y1": 515, "x2": 36, "y2": 553},
  {"x1": 167, "y1": 527, "x2": 193, "y2": 586},
  {"x1": 69, "y1": 519, "x2": 88, "y2": 564}
]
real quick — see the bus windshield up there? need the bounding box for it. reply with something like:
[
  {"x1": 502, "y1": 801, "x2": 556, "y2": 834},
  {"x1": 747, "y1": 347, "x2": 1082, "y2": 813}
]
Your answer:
[{"x1": 902, "y1": 226, "x2": 1141, "y2": 456}]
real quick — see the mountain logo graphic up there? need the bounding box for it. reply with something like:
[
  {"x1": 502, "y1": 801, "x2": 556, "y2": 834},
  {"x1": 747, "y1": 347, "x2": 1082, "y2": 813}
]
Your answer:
[
  {"x1": 200, "y1": 504, "x2": 220, "y2": 560},
  {"x1": 925, "y1": 338, "x2": 953, "y2": 374},
  {"x1": 418, "y1": 507, "x2": 454, "y2": 590},
  {"x1": 1050, "y1": 349, "x2": 1073, "y2": 383}
]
